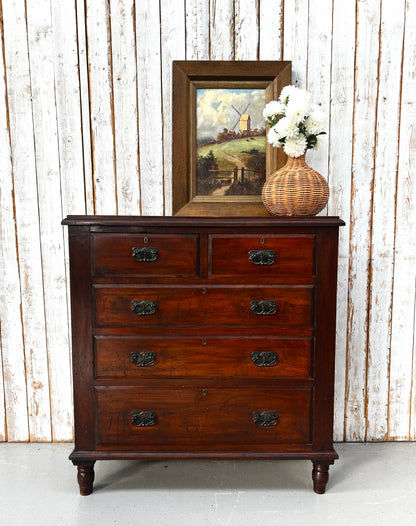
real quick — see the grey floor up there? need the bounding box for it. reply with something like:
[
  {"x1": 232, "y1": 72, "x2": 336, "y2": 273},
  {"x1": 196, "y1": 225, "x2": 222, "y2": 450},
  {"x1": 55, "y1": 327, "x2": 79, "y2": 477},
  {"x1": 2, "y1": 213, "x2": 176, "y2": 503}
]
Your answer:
[{"x1": 0, "y1": 443, "x2": 415, "y2": 525}]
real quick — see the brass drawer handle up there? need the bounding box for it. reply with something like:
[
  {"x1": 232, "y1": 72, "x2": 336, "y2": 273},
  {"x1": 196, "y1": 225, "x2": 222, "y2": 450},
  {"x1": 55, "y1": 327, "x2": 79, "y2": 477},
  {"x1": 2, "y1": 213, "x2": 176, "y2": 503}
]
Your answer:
[
  {"x1": 132, "y1": 246, "x2": 159, "y2": 262},
  {"x1": 253, "y1": 411, "x2": 279, "y2": 427},
  {"x1": 131, "y1": 351, "x2": 157, "y2": 367},
  {"x1": 131, "y1": 411, "x2": 157, "y2": 427},
  {"x1": 250, "y1": 300, "x2": 277, "y2": 316},
  {"x1": 248, "y1": 249, "x2": 275, "y2": 266},
  {"x1": 251, "y1": 351, "x2": 278, "y2": 367},
  {"x1": 131, "y1": 300, "x2": 157, "y2": 316}
]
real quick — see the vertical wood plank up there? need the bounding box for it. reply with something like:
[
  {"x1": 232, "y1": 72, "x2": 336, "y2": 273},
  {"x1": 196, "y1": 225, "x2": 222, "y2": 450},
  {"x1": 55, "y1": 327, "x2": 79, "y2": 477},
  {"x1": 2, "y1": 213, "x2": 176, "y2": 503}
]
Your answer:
[
  {"x1": 306, "y1": 0, "x2": 332, "y2": 181},
  {"x1": 135, "y1": 0, "x2": 165, "y2": 215},
  {"x1": 283, "y1": 0, "x2": 309, "y2": 87},
  {"x1": 26, "y1": 0, "x2": 74, "y2": 442},
  {"x1": 234, "y1": 0, "x2": 259, "y2": 60},
  {"x1": 85, "y1": 0, "x2": 117, "y2": 214},
  {"x1": 51, "y1": 0, "x2": 87, "y2": 216},
  {"x1": 259, "y1": 0, "x2": 283, "y2": 60},
  {"x1": 185, "y1": 0, "x2": 210, "y2": 59},
  {"x1": 0, "y1": 9, "x2": 28, "y2": 442},
  {"x1": 110, "y1": 0, "x2": 140, "y2": 215},
  {"x1": 2, "y1": 0, "x2": 51, "y2": 441},
  {"x1": 366, "y1": 0, "x2": 405, "y2": 441},
  {"x1": 75, "y1": 0, "x2": 94, "y2": 214},
  {"x1": 345, "y1": 0, "x2": 381, "y2": 442},
  {"x1": 160, "y1": 0, "x2": 186, "y2": 216},
  {"x1": 390, "y1": 0, "x2": 416, "y2": 440},
  {"x1": 210, "y1": 0, "x2": 234, "y2": 60},
  {"x1": 327, "y1": 0, "x2": 355, "y2": 442}
]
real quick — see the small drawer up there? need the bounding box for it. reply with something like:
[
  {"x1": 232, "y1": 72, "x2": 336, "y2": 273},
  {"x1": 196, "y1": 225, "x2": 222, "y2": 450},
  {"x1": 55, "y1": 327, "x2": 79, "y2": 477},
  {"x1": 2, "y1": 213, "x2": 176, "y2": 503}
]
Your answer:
[
  {"x1": 92, "y1": 233, "x2": 199, "y2": 277},
  {"x1": 96, "y1": 387, "x2": 312, "y2": 449},
  {"x1": 94, "y1": 337, "x2": 313, "y2": 379},
  {"x1": 93, "y1": 285, "x2": 314, "y2": 329},
  {"x1": 209, "y1": 234, "x2": 315, "y2": 277}
]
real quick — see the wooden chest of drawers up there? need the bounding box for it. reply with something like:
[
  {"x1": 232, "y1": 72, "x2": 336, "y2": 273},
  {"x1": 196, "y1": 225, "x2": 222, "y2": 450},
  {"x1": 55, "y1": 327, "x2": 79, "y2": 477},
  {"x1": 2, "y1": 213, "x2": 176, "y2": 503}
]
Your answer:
[{"x1": 62, "y1": 216, "x2": 344, "y2": 495}]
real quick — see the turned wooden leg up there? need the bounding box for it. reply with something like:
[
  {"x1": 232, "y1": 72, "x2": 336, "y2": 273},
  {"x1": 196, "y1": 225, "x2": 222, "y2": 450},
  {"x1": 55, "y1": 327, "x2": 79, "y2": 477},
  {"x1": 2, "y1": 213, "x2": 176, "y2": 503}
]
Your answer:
[
  {"x1": 76, "y1": 462, "x2": 95, "y2": 496},
  {"x1": 312, "y1": 461, "x2": 332, "y2": 494}
]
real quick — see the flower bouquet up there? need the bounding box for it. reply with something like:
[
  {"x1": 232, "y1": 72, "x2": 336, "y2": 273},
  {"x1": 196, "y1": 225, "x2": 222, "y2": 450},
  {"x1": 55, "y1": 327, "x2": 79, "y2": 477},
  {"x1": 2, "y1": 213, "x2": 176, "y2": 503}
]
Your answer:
[
  {"x1": 263, "y1": 85, "x2": 326, "y2": 158},
  {"x1": 261, "y1": 85, "x2": 330, "y2": 216}
]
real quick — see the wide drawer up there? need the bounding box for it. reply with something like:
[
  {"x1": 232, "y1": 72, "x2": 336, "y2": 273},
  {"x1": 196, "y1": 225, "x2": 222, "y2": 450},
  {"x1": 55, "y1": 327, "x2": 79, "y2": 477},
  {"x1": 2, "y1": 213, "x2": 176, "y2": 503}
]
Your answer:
[
  {"x1": 95, "y1": 336, "x2": 313, "y2": 379},
  {"x1": 92, "y1": 233, "x2": 199, "y2": 277},
  {"x1": 94, "y1": 285, "x2": 314, "y2": 329},
  {"x1": 209, "y1": 234, "x2": 315, "y2": 277},
  {"x1": 96, "y1": 387, "x2": 312, "y2": 449}
]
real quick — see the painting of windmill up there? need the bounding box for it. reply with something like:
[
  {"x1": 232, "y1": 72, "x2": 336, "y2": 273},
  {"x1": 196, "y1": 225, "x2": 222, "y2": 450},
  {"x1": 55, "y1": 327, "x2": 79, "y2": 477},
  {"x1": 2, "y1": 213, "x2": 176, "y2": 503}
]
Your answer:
[{"x1": 196, "y1": 88, "x2": 266, "y2": 197}]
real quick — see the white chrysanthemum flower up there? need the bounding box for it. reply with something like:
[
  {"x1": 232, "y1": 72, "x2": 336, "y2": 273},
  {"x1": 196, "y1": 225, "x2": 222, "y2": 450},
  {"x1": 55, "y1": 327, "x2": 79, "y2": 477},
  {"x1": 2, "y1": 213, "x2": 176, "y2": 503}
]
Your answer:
[
  {"x1": 283, "y1": 135, "x2": 307, "y2": 157},
  {"x1": 267, "y1": 126, "x2": 282, "y2": 147},
  {"x1": 304, "y1": 107, "x2": 326, "y2": 134},
  {"x1": 263, "y1": 100, "x2": 285, "y2": 120},
  {"x1": 285, "y1": 93, "x2": 312, "y2": 124},
  {"x1": 273, "y1": 116, "x2": 299, "y2": 139},
  {"x1": 279, "y1": 85, "x2": 299, "y2": 104}
]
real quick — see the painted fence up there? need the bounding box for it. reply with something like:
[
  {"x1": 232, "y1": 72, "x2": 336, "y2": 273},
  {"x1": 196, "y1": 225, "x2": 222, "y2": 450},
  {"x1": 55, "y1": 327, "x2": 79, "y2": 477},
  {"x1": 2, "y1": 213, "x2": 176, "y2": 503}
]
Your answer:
[{"x1": 0, "y1": 0, "x2": 415, "y2": 442}]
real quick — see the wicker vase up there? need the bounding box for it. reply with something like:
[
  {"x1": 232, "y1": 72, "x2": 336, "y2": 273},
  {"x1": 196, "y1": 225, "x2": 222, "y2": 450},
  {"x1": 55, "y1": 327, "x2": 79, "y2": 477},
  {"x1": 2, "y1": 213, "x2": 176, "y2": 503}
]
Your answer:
[{"x1": 261, "y1": 154, "x2": 330, "y2": 216}]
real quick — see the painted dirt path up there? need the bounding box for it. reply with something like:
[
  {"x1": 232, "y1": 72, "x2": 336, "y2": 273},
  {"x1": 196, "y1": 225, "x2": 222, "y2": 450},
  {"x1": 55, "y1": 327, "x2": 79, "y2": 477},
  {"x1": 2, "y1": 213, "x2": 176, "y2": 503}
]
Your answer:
[{"x1": 218, "y1": 142, "x2": 247, "y2": 169}]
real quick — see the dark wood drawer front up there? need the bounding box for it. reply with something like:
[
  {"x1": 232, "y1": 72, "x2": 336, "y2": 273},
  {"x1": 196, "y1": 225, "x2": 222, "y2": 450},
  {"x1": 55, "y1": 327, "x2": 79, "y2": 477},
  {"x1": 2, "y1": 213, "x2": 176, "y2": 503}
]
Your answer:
[
  {"x1": 94, "y1": 286, "x2": 314, "y2": 328},
  {"x1": 92, "y1": 234, "x2": 199, "y2": 277},
  {"x1": 96, "y1": 388, "x2": 312, "y2": 449},
  {"x1": 95, "y1": 337, "x2": 313, "y2": 379},
  {"x1": 209, "y1": 235, "x2": 315, "y2": 277}
]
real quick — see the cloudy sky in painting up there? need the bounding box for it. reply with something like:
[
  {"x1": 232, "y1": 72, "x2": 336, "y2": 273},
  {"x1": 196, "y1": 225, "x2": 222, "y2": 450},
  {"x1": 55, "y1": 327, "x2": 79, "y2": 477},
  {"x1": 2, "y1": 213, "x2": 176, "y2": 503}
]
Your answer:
[{"x1": 197, "y1": 88, "x2": 265, "y2": 143}]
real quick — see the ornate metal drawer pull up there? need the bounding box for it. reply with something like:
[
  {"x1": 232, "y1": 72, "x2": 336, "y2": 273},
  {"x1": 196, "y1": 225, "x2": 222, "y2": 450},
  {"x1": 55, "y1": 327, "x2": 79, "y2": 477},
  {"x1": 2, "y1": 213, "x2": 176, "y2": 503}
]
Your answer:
[
  {"x1": 253, "y1": 411, "x2": 279, "y2": 427},
  {"x1": 251, "y1": 351, "x2": 278, "y2": 367},
  {"x1": 250, "y1": 300, "x2": 277, "y2": 316},
  {"x1": 132, "y1": 247, "x2": 159, "y2": 262},
  {"x1": 248, "y1": 249, "x2": 275, "y2": 266},
  {"x1": 131, "y1": 351, "x2": 157, "y2": 367},
  {"x1": 131, "y1": 411, "x2": 157, "y2": 427},
  {"x1": 131, "y1": 300, "x2": 157, "y2": 316}
]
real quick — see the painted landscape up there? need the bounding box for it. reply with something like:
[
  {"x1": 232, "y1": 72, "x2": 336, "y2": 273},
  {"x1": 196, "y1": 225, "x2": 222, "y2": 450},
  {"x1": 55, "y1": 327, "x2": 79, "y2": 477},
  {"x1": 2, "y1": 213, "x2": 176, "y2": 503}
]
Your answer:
[{"x1": 196, "y1": 88, "x2": 266, "y2": 196}]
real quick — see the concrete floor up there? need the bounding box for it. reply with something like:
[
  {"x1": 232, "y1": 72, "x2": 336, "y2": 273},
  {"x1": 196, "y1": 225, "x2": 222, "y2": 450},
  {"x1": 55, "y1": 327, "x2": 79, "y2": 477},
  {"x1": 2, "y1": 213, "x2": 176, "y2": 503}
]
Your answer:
[{"x1": 0, "y1": 443, "x2": 415, "y2": 525}]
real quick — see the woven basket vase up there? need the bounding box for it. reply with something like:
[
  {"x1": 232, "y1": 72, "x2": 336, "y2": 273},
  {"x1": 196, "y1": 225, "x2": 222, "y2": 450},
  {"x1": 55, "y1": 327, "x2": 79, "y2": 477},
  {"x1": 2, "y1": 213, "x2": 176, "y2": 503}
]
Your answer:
[{"x1": 262, "y1": 154, "x2": 330, "y2": 216}]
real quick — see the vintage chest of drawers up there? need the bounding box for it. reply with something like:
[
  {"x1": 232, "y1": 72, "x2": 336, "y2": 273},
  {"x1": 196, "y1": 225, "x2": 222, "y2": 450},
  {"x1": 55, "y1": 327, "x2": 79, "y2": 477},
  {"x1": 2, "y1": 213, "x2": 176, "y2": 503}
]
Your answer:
[{"x1": 62, "y1": 215, "x2": 344, "y2": 495}]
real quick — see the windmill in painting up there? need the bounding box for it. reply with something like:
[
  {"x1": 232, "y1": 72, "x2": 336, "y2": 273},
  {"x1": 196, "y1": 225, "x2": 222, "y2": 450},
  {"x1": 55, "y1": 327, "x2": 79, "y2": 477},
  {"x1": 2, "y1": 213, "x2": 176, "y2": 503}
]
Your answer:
[
  {"x1": 196, "y1": 88, "x2": 266, "y2": 196},
  {"x1": 231, "y1": 104, "x2": 251, "y2": 132}
]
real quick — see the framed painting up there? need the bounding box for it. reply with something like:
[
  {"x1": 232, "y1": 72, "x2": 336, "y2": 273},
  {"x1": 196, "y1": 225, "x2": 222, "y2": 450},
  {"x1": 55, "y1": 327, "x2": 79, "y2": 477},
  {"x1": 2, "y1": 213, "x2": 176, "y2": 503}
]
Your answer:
[{"x1": 172, "y1": 61, "x2": 291, "y2": 216}]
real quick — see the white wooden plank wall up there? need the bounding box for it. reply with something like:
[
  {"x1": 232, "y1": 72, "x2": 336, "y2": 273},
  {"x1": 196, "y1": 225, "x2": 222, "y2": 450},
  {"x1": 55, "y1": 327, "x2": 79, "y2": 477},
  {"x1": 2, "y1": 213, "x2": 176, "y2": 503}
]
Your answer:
[{"x1": 0, "y1": 0, "x2": 415, "y2": 442}]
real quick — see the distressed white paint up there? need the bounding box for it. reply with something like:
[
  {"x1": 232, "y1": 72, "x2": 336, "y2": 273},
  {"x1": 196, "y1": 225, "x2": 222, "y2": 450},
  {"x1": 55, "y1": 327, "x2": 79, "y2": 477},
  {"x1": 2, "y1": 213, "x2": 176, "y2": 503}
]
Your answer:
[
  {"x1": 160, "y1": 0, "x2": 186, "y2": 216},
  {"x1": 0, "y1": 1, "x2": 416, "y2": 442},
  {"x1": 345, "y1": 0, "x2": 381, "y2": 441},
  {"x1": 185, "y1": 0, "x2": 210, "y2": 59},
  {"x1": 283, "y1": 0, "x2": 308, "y2": 88},
  {"x1": 26, "y1": 0, "x2": 73, "y2": 442},
  {"x1": 306, "y1": 0, "x2": 332, "y2": 182},
  {"x1": 390, "y1": 0, "x2": 416, "y2": 441},
  {"x1": 110, "y1": 0, "x2": 141, "y2": 215},
  {"x1": 259, "y1": 0, "x2": 283, "y2": 60},
  {"x1": 75, "y1": 0, "x2": 94, "y2": 214},
  {"x1": 2, "y1": 0, "x2": 52, "y2": 441},
  {"x1": 210, "y1": 0, "x2": 234, "y2": 60},
  {"x1": 0, "y1": 12, "x2": 28, "y2": 442},
  {"x1": 367, "y1": 0, "x2": 405, "y2": 441},
  {"x1": 85, "y1": 0, "x2": 117, "y2": 214},
  {"x1": 235, "y1": 0, "x2": 259, "y2": 60},
  {"x1": 135, "y1": 0, "x2": 164, "y2": 215},
  {"x1": 328, "y1": 0, "x2": 355, "y2": 442}
]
